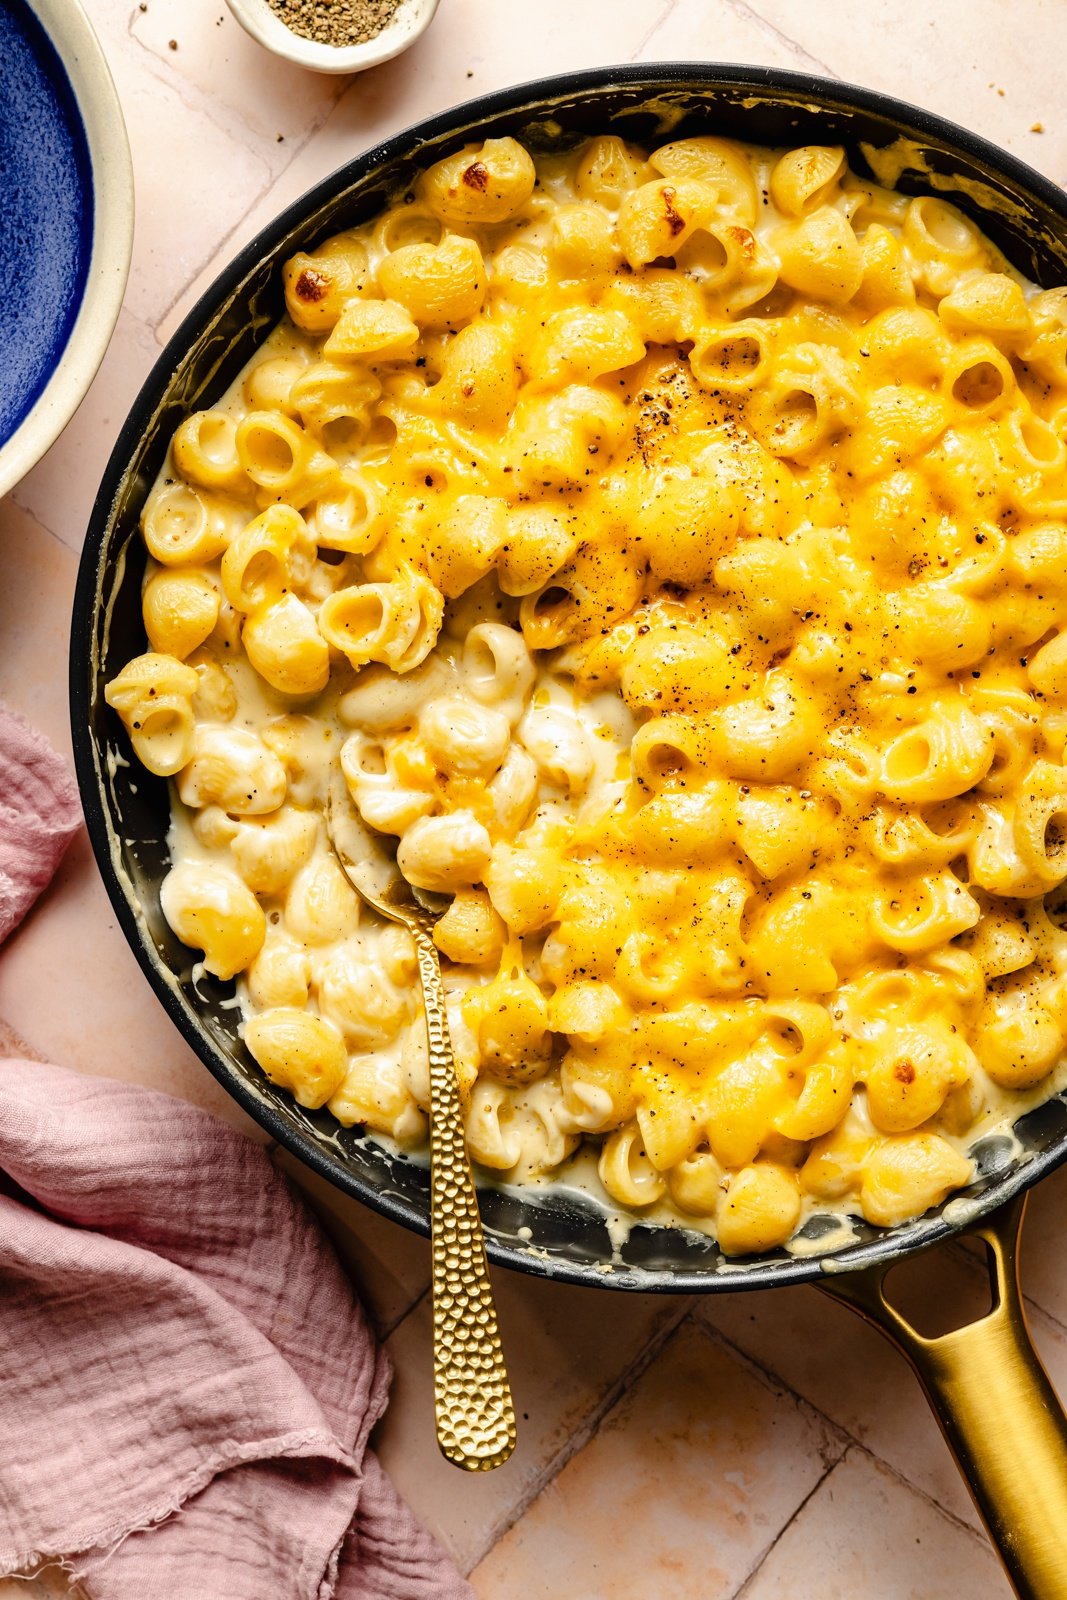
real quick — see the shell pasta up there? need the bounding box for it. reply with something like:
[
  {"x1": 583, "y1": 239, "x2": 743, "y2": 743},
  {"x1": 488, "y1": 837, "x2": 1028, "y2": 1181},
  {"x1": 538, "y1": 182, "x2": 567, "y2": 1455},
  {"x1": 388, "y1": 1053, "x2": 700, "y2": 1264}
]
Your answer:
[{"x1": 106, "y1": 132, "x2": 1067, "y2": 1256}]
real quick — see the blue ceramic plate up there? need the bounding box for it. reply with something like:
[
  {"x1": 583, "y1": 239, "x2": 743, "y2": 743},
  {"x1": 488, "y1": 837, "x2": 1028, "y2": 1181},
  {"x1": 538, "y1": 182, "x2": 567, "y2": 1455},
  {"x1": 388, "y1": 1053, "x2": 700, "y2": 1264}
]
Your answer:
[
  {"x1": 0, "y1": 0, "x2": 92, "y2": 447},
  {"x1": 0, "y1": 0, "x2": 132, "y2": 497}
]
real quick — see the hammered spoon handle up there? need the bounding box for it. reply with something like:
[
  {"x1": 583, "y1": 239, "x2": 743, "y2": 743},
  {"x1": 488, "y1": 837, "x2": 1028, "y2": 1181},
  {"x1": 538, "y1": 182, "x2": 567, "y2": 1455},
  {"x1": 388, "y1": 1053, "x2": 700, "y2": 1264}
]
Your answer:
[
  {"x1": 323, "y1": 788, "x2": 516, "y2": 1470},
  {"x1": 411, "y1": 921, "x2": 517, "y2": 1471}
]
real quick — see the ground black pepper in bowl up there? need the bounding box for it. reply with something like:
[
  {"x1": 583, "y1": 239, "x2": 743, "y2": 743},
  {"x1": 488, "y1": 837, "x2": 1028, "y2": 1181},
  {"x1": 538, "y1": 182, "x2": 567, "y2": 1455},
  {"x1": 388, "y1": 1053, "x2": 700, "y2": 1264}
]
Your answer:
[{"x1": 265, "y1": 0, "x2": 402, "y2": 46}]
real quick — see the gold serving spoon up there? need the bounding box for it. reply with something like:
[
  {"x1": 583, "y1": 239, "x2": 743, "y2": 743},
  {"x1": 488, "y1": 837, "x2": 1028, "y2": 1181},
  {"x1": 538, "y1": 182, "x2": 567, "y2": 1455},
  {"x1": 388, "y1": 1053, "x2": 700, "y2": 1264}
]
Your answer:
[{"x1": 324, "y1": 777, "x2": 517, "y2": 1472}]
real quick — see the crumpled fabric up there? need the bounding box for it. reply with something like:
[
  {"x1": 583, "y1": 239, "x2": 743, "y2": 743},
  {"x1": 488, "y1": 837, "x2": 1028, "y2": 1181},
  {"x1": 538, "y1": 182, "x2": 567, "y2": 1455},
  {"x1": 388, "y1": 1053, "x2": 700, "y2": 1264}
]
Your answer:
[
  {"x1": 0, "y1": 702, "x2": 81, "y2": 942},
  {"x1": 0, "y1": 707, "x2": 471, "y2": 1598},
  {"x1": 0, "y1": 1061, "x2": 471, "y2": 1599}
]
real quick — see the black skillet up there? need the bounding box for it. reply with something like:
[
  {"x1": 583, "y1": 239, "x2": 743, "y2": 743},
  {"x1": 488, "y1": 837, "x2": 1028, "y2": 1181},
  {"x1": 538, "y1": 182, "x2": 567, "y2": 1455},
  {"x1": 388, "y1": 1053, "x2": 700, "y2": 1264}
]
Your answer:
[{"x1": 70, "y1": 66, "x2": 1067, "y2": 1597}]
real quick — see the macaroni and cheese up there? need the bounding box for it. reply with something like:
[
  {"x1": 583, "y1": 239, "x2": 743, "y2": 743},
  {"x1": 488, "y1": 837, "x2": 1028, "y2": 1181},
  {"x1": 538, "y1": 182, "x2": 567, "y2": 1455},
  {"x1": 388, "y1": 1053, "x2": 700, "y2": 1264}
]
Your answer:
[{"x1": 107, "y1": 132, "x2": 1067, "y2": 1256}]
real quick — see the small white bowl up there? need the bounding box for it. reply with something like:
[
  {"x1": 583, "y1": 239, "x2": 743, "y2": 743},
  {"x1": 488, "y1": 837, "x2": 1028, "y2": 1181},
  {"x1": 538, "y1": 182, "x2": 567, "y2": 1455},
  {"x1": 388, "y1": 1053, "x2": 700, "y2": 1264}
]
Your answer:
[
  {"x1": 0, "y1": 0, "x2": 133, "y2": 500},
  {"x1": 225, "y1": 0, "x2": 440, "y2": 75}
]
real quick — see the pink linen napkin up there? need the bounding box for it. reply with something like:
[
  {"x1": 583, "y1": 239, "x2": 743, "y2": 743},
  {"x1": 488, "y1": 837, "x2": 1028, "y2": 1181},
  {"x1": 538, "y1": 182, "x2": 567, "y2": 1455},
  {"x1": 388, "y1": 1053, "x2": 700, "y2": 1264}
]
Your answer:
[
  {"x1": 0, "y1": 1062, "x2": 470, "y2": 1599},
  {"x1": 0, "y1": 703, "x2": 82, "y2": 942},
  {"x1": 0, "y1": 707, "x2": 472, "y2": 1598}
]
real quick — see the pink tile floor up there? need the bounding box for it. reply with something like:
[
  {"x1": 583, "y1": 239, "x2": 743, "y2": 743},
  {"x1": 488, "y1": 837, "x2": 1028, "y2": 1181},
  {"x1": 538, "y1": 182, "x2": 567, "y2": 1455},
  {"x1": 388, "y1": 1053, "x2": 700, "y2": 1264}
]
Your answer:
[{"x1": 5, "y1": 0, "x2": 1067, "y2": 1591}]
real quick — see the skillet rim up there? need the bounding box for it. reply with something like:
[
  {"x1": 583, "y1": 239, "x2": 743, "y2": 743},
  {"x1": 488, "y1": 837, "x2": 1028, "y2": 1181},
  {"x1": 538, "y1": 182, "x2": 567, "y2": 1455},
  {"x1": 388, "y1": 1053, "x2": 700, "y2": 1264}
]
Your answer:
[{"x1": 70, "y1": 59, "x2": 1067, "y2": 1293}]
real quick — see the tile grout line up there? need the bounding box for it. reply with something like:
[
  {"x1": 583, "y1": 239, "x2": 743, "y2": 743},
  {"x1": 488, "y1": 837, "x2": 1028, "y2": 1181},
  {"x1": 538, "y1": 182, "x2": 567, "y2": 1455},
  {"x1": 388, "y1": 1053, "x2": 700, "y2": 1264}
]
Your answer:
[
  {"x1": 5, "y1": 492, "x2": 83, "y2": 559},
  {"x1": 123, "y1": 3, "x2": 348, "y2": 177},
  {"x1": 732, "y1": 1437, "x2": 1005, "y2": 1594},
  {"x1": 627, "y1": 0, "x2": 681, "y2": 60},
  {"x1": 1022, "y1": 1289, "x2": 1067, "y2": 1342},
  {"x1": 694, "y1": 1305, "x2": 979, "y2": 1516},
  {"x1": 729, "y1": 1445, "x2": 847, "y2": 1600},
  {"x1": 246, "y1": 94, "x2": 353, "y2": 179},
  {"x1": 380, "y1": 1279, "x2": 429, "y2": 1342},
  {"x1": 846, "y1": 1435, "x2": 994, "y2": 1548},
  {"x1": 701, "y1": 1325, "x2": 997, "y2": 1593},
  {"x1": 382, "y1": 1273, "x2": 428, "y2": 1337},
  {"x1": 9, "y1": 303, "x2": 159, "y2": 555},
  {"x1": 691, "y1": 1312, "x2": 851, "y2": 1467},
  {"x1": 718, "y1": 0, "x2": 838, "y2": 77},
  {"x1": 463, "y1": 1295, "x2": 699, "y2": 1575},
  {"x1": 148, "y1": 83, "x2": 366, "y2": 345},
  {"x1": 697, "y1": 1301, "x2": 997, "y2": 1541},
  {"x1": 151, "y1": 171, "x2": 280, "y2": 345}
]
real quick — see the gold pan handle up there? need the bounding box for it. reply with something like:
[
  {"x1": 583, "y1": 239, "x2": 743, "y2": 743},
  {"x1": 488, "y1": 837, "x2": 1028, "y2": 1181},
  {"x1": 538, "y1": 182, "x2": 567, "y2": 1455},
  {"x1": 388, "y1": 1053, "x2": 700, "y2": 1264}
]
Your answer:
[{"x1": 822, "y1": 1193, "x2": 1067, "y2": 1600}]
